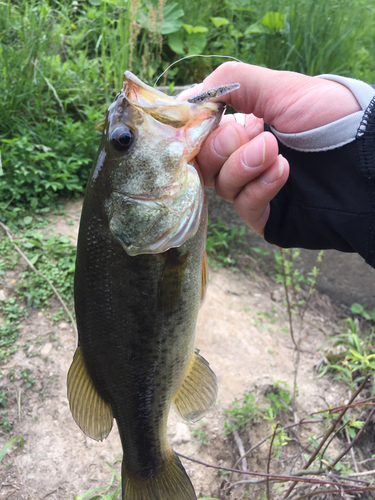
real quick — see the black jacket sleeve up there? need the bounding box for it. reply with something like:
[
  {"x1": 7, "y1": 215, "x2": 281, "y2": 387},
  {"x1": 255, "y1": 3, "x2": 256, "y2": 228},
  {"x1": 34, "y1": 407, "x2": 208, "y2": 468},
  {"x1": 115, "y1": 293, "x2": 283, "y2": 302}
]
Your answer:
[{"x1": 264, "y1": 95, "x2": 375, "y2": 268}]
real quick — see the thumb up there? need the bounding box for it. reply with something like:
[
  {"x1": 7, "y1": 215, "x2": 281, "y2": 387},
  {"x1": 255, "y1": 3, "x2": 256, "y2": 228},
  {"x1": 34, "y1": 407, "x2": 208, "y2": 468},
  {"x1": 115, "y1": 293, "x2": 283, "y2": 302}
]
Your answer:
[{"x1": 193, "y1": 62, "x2": 361, "y2": 133}]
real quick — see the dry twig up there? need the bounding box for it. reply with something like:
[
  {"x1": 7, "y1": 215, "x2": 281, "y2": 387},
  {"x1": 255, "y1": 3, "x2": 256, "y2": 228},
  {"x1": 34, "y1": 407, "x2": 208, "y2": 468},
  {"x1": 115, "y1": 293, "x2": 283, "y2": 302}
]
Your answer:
[{"x1": 232, "y1": 430, "x2": 248, "y2": 473}]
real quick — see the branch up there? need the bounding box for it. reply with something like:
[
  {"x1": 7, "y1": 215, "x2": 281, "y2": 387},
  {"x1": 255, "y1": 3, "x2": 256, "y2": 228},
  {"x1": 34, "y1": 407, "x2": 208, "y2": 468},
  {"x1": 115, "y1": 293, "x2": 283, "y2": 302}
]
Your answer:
[
  {"x1": 283, "y1": 375, "x2": 370, "y2": 499},
  {"x1": 329, "y1": 406, "x2": 375, "y2": 470},
  {"x1": 232, "y1": 418, "x2": 323, "y2": 472},
  {"x1": 267, "y1": 424, "x2": 279, "y2": 500},
  {"x1": 176, "y1": 452, "x2": 374, "y2": 490},
  {"x1": 292, "y1": 487, "x2": 375, "y2": 500}
]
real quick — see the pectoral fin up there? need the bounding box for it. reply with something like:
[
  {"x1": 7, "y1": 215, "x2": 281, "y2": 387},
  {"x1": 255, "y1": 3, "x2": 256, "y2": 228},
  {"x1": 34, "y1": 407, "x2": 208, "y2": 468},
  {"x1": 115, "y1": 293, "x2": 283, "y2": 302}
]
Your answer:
[
  {"x1": 67, "y1": 346, "x2": 113, "y2": 441},
  {"x1": 200, "y1": 251, "x2": 208, "y2": 305},
  {"x1": 173, "y1": 349, "x2": 217, "y2": 423}
]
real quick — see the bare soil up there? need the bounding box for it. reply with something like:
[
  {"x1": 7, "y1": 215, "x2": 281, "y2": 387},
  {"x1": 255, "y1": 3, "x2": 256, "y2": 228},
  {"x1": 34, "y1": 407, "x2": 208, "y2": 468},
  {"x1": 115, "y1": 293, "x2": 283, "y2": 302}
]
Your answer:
[{"x1": 0, "y1": 200, "x2": 359, "y2": 500}]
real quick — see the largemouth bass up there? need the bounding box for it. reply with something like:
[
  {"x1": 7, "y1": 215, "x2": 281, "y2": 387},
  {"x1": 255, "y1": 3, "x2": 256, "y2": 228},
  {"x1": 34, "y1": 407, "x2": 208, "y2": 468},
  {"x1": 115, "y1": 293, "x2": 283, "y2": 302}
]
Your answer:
[{"x1": 67, "y1": 72, "x2": 238, "y2": 499}]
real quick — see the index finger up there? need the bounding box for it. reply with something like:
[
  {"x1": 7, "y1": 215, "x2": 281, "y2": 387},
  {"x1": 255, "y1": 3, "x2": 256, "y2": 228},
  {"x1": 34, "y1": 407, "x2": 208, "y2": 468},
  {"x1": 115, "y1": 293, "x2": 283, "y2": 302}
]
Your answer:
[{"x1": 196, "y1": 114, "x2": 263, "y2": 187}]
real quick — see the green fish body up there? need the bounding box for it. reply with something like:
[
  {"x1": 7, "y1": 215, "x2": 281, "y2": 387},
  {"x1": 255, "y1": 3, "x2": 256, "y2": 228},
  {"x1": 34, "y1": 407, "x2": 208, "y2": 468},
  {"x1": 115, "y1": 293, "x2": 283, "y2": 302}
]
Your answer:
[{"x1": 67, "y1": 72, "x2": 228, "y2": 499}]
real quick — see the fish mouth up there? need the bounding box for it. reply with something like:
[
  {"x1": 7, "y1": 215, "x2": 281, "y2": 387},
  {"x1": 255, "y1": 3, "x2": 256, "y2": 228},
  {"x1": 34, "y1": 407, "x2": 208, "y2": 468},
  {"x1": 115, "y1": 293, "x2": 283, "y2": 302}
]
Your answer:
[{"x1": 116, "y1": 71, "x2": 226, "y2": 130}]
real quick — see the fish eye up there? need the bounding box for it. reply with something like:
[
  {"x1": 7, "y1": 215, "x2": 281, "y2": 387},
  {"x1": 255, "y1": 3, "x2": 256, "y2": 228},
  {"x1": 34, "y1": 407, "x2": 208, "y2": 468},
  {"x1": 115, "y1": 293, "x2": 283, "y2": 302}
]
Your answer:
[{"x1": 110, "y1": 126, "x2": 135, "y2": 152}]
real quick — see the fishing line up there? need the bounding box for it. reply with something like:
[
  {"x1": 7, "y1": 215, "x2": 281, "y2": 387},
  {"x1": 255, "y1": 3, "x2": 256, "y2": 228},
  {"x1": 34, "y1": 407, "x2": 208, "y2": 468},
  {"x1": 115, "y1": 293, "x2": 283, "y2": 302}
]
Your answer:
[{"x1": 154, "y1": 54, "x2": 242, "y2": 87}]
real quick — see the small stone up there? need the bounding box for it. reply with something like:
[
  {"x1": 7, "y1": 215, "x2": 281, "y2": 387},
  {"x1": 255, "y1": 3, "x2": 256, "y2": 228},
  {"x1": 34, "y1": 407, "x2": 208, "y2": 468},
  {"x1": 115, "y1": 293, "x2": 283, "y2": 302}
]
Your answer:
[
  {"x1": 59, "y1": 322, "x2": 69, "y2": 330},
  {"x1": 27, "y1": 344, "x2": 34, "y2": 354},
  {"x1": 171, "y1": 423, "x2": 191, "y2": 445},
  {"x1": 0, "y1": 290, "x2": 6, "y2": 301},
  {"x1": 41, "y1": 343, "x2": 53, "y2": 357},
  {"x1": 38, "y1": 312, "x2": 43, "y2": 317},
  {"x1": 271, "y1": 287, "x2": 284, "y2": 302}
]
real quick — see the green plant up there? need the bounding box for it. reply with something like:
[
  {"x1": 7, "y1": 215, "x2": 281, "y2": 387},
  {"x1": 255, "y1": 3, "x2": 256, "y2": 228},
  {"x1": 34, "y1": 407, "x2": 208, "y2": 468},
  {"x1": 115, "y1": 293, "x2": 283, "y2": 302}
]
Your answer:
[
  {"x1": 263, "y1": 381, "x2": 291, "y2": 422},
  {"x1": 0, "y1": 118, "x2": 99, "y2": 210},
  {"x1": 274, "y1": 248, "x2": 324, "y2": 410},
  {"x1": 14, "y1": 231, "x2": 76, "y2": 311},
  {"x1": 0, "y1": 220, "x2": 77, "y2": 365},
  {"x1": 0, "y1": 298, "x2": 28, "y2": 363},
  {"x1": 1, "y1": 0, "x2": 374, "y2": 215},
  {"x1": 224, "y1": 392, "x2": 259, "y2": 434},
  {"x1": 0, "y1": 389, "x2": 8, "y2": 407},
  {"x1": 342, "y1": 414, "x2": 364, "y2": 440},
  {"x1": 21, "y1": 369, "x2": 36, "y2": 388},
  {"x1": 0, "y1": 0, "x2": 182, "y2": 214},
  {"x1": 0, "y1": 436, "x2": 24, "y2": 462},
  {"x1": 317, "y1": 318, "x2": 375, "y2": 393},
  {"x1": 206, "y1": 219, "x2": 246, "y2": 267},
  {"x1": 251, "y1": 247, "x2": 271, "y2": 260},
  {"x1": 351, "y1": 303, "x2": 375, "y2": 322},
  {"x1": 193, "y1": 421, "x2": 210, "y2": 445},
  {"x1": 73, "y1": 463, "x2": 121, "y2": 500},
  {"x1": 268, "y1": 423, "x2": 291, "y2": 458},
  {"x1": 0, "y1": 411, "x2": 13, "y2": 433}
]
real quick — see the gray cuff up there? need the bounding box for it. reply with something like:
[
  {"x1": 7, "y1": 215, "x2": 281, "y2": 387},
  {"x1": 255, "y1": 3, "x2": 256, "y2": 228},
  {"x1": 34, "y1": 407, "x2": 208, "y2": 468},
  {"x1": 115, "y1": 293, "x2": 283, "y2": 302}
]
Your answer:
[{"x1": 270, "y1": 75, "x2": 375, "y2": 152}]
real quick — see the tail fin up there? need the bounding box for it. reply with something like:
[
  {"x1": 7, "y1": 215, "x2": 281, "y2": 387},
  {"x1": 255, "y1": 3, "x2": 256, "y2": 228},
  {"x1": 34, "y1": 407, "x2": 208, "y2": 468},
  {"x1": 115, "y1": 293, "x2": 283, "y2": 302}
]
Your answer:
[{"x1": 122, "y1": 452, "x2": 196, "y2": 500}]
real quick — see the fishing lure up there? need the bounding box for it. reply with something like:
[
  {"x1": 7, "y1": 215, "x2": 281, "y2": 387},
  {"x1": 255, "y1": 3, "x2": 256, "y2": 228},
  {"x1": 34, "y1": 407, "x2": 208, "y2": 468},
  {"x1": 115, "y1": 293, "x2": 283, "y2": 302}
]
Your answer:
[{"x1": 187, "y1": 83, "x2": 240, "y2": 103}]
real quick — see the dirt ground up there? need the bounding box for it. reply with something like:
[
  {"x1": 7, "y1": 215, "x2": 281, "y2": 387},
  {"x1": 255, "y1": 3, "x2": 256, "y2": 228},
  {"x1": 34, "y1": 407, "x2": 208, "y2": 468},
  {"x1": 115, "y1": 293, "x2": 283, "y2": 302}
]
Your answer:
[{"x1": 0, "y1": 200, "x2": 357, "y2": 500}]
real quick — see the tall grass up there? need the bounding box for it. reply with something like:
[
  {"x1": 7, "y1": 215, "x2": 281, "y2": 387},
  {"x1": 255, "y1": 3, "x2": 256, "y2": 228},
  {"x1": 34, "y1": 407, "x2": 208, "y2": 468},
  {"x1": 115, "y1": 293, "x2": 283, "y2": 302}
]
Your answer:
[
  {"x1": 0, "y1": 0, "x2": 169, "y2": 211},
  {"x1": 249, "y1": 0, "x2": 375, "y2": 77},
  {"x1": 0, "y1": 0, "x2": 374, "y2": 214},
  {"x1": 0, "y1": 0, "x2": 167, "y2": 137}
]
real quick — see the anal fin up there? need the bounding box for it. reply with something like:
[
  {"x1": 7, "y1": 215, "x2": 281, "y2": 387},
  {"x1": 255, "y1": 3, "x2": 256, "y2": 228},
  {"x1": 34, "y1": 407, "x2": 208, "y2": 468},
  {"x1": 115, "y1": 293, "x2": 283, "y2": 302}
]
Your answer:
[
  {"x1": 67, "y1": 346, "x2": 113, "y2": 441},
  {"x1": 172, "y1": 348, "x2": 217, "y2": 423}
]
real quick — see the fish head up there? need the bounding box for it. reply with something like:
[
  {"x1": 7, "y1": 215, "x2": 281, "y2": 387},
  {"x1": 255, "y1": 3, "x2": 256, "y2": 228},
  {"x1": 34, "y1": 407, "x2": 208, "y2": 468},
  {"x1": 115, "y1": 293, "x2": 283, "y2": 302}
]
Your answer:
[{"x1": 91, "y1": 71, "x2": 226, "y2": 256}]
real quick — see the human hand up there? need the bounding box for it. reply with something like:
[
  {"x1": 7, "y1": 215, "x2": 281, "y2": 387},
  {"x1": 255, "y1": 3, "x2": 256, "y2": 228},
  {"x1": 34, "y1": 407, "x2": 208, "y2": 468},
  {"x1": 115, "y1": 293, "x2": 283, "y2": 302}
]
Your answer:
[{"x1": 179, "y1": 62, "x2": 361, "y2": 236}]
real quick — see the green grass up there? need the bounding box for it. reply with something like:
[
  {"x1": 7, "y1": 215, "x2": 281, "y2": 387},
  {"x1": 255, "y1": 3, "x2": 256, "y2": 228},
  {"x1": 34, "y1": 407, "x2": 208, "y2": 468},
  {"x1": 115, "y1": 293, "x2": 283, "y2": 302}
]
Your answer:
[
  {"x1": 0, "y1": 436, "x2": 24, "y2": 462},
  {"x1": 317, "y1": 317, "x2": 375, "y2": 393},
  {"x1": 206, "y1": 218, "x2": 246, "y2": 268},
  {"x1": 0, "y1": 222, "x2": 76, "y2": 364},
  {"x1": 72, "y1": 463, "x2": 121, "y2": 500}
]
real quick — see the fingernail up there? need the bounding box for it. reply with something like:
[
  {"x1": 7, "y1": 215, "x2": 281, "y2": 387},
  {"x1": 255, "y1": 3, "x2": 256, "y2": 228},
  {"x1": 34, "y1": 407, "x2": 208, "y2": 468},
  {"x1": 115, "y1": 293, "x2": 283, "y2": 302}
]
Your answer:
[
  {"x1": 213, "y1": 123, "x2": 241, "y2": 158},
  {"x1": 242, "y1": 135, "x2": 266, "y2": 168},
  {"x1": 261, "y1": 155, "x2": 285, "y2": 184}
]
